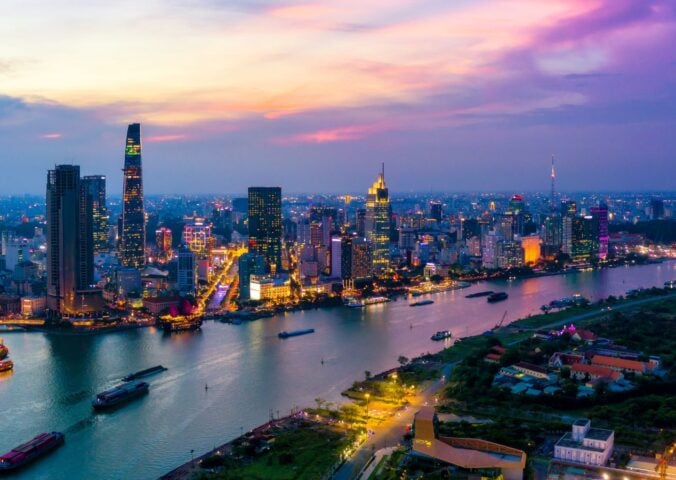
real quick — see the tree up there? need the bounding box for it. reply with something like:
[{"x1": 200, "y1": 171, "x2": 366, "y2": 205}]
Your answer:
[
  {"x1": 560, "y1": 366, "x2": 571, "y2": 379},
  {"x1": 398, "y1": 356, "x2": 409, "y2": 367},
  {"x1": 364, "y1": 370, "x2": 372, "y2": 381}
]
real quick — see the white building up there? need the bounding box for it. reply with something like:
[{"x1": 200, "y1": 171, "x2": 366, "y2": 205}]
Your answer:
[{"x1": 554, "y1": 419, "x2": 614, "y2": 466}]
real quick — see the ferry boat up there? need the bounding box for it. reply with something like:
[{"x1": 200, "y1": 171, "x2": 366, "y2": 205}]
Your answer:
[
  {"x1": 0, "y1": 432, "x2": 65, "y2": 471},
  {"x1": 465, "y1": 290, "x2": 494, "y2": 298},
  {"x1": 278, "y1": 328, "x2": 315, "y2": 339},
  {"x1": 92, "y1": 381, "x2": 149, "y2": 410},
  {"x1": 410, "y1": 299, "x2": 434, "y2": 307},
  {"x1": 345, "y1": 296, "x2": 389, "y2": 308},
  {"x1": 122, "y1": 365, "x2": 167, "y2": 382},
  {"x1": 0, "y1": 359, "x2": 13, "y2": 372},
  {"x1": 487, "y1": 292, "x2": 508, "y2": 303},
  {"x1": 431, "y1": 330, "x2": 452, "y2": 341}
]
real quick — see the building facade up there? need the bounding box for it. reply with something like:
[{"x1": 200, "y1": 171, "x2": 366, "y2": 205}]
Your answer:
[
  {"x1": 554, "y1": 419, "x2": 614, "y2": 466},
  {"x1": 120, "y1": 123, "x2": 146, "y2": 268},
  {"x1": 82, "y1": 175, "x2": 108, "y2": 253},
  {"x1": 364, "y1": 165, "x2": 390, "y2": 274},
  {"x1": 248, "y1": 187, "x2": 282, "y2": 273}
]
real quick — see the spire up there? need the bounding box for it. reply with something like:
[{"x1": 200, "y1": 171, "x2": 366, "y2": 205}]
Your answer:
[
  {"x1": 381, "y1": 162, "x2": 385, "y2": 180},
  {"x1": 550, "y1": 154, "x2": 556, "y2": 212}
]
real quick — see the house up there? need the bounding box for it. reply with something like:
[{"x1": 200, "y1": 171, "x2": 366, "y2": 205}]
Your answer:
[
  {"x1": 143, "y1": 296, "x2": 182, "y2": 316},
  {"x1": 554, "y1": 419, "x2": 614, "y2": 466},
  {"x1": 549, "y1": 352, "x2": 583, "y2": 369},
  {"x1": 484, "y1": 345, "x2": 507, "y2": 364},
  {"x1": 512, "y1": 362, "x2": 549, "y2": 379},
  {"x1": 572, "y1": 329, "x2": 597, "y2": 343},
  {"x1": 570, "y1": 363, "x2": 622, "y2": 382},
  {"x1": 591, "y1": 355, "x2": 650, "y2": 375}
]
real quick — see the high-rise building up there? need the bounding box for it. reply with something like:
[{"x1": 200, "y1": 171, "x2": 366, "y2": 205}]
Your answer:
[
  {"x1": 590, "y1": 203, "x2": 609, "y2": 261},
  {"x1": 356, "y1": 209, "x2": 366, "y2": 238},
  {"x1": 120, "y1": 123, "x2": 146, "y2": 268},
  {"x1": 183, "y1": 218, "x2": 213, "y2": 256},
  {"x1": 429, "y1": 201, "x2": 442, "y2": 222},
  {"x1": 46, "y1": 165, "x2": 101, "y2": 315},
  {"x1": 177, "y1": 247, "x2": 197, "y2": 295},
  {"x1": 82, "y1": 175, "x2": 108, "y2": 253},
  {"x1": 248, "y1": 187, "x2": 282, "y2": 273},
  {"x1": 155, "y1": 227, "x2": 173, "y2": 261},
  {"x1": 365, "y1": 164, "x2": 390, "y2": 274},
  {"x1": 571, "y1": 216, "x2": 595, "y2": 262},
  {"x1": 341, "y1": 235, "x2": 372, "y2": 285},
  {"x1": 238, "y1": 252, "x2": 266, "y2": 300}
]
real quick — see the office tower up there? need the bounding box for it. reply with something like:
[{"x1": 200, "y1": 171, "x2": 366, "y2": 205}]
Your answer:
[
  {"x1": 590, "y1": 203, "x2": 609, "y2": 260},
  {"x1": 46, "y1": 165, "x2": 100, "y2": 314},
  {"x1": 155, "y1": 227, "x2": 173, "y2": 261},
  {"x1": 508, "y1": 194, "x2": 525, "y2": 214},
  {"x1": 571, "y1": 216, "x2": 595, "y2": 262},
  {"x1": 365, "y1": 164, "x2": 390, "y2": 274},
  {"x1": 1, "y1": 232, "x2": 28, "y2": 272},
  {"x1": 340, "y1": 235, "x2": 372, "y2": 285},
  {"x1": 495, "y1": 214, "x2": 515, "y2": 240},
  {"x1": 330, "y1": 236, "x2": 342, "y2": 278},
  {"x1": 248, "y1": 187, "x2": 282, "y2": 273},
  {"x1": 561, "y1": 200, "x2": 577, "y2": 217},
  {"x1": 520, "y1": 235, "x2": 541, "y2": 265},
  {"x1": 238, "y1": 252, "x2": 266, "y2": 300},
  {"x1": 82, "y1": 175, "x2": 108, "y2": 253},
  {"x1": 177, "y1": 247, "x2": 197, "y2": 295},
  {"x1": 120, "y1": 123, "x2": 146, "y2": 268},
  {"x1": 356, "y1": 209, "x2": 366, "y2": 237},
  {"x1": 282, "y1": 218, "x2": 297, "y2": 243},
  {"x1": 429, "y1": 201, "x2": 442, "y2": 222},
  {"x1": 650, "y1": 199, "x2": 665, "y2": 220}
]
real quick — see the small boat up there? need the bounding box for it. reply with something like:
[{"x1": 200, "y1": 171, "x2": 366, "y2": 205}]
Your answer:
[
  {"x1": 487, "y1": 292, "x2": 508, "y2": 303},
  {"x1": 410, "y1": 299, "x2": 434, "y2": 307},
  {"x1": 0, "y1": 359, "x2": 13, "y2": 372},
  {"x1": 0, "y1": 432, "x2": 65, "y2": 471},
  {"x1": 162, "y1": 318, "x2": 202, "y2": 333},
  {"x1": 278, "y1": 328, "x2": 315, "y2": 339},
  {"x1": 431, "y1": 330, "x2": 452, "y2": 341},
  {"x1": 0, "y1": 341, "x2": 8, "y2": 360},
  {"x1": 465, "y1": 290, "x2": 494, "y2": 298},
  {"x1": 92, "y1": 381, "x2": 149, "y2": 410},
  {"x1": 122, "y1": 365, "x2": 167, "y2": 382}
]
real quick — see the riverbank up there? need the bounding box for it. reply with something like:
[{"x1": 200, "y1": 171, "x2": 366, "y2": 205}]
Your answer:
[{"x1": 160, "y1": 286, "x2": 676, "y2": 480}]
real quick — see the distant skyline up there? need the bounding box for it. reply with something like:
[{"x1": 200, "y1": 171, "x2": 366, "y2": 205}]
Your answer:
[{"x1": 1, "y1": 0, "x2": 675, "y2": 194}]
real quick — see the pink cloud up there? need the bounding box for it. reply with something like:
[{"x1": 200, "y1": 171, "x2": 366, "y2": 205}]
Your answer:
[
  {"x1": 40, "y1": 133, "x2": 62, "y2": 139},
  {"x1": 274, "y1": 123, "x2": 387, "y2": 144},
  {"x1": 145, "y1": 134, "x2": 188, "y2": 143}
]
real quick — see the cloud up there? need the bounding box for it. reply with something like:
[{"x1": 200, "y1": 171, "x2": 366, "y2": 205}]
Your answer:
[{"x1": 40, "y1": 133, "x2": 63, "y2": 139}]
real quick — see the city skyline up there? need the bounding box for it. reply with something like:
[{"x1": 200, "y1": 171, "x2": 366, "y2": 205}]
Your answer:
[{"x1": 1, "y1": 1, "x2": 675, "y2": 194}]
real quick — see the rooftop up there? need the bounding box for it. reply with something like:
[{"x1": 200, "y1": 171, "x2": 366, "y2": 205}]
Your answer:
[{"x1": 556, "y1": 433, "x2": 605, "y2": 452}]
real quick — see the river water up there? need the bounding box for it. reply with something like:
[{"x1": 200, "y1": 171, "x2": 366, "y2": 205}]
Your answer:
[{"x1": 0, "y1": 262, "x2": 674, "y2": 479}]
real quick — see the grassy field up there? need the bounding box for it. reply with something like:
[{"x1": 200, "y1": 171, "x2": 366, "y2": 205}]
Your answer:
[{"x1": 197, "y1": 424, "x2": 350, "y2": 480}]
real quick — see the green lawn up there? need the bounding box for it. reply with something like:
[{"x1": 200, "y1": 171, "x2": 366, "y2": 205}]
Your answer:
[{"x1": 199, "y1": 424, "x2": 350, "y2": 480}]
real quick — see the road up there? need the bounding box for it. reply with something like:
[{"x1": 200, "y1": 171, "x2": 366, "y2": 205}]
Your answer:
[{"x1": 333, "y1": 363, "x2": 455, "y2": 480}]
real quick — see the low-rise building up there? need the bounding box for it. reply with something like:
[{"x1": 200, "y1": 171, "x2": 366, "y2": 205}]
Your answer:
[
  {"x1": 549, "y1": 352, "x2": 583, "y2": 369},
  {"x1": 250, "y1": 275, "x2": 291, "y2": 302},
  {"x1": 570, "y1": 363, "x2": 622, "y2": 382},
  {"x1": 143, "y1": 296, "x2": 182, "y2": 316},
  {"x1": 554, "y1": 419, "x2": 614, "y2": 466},
  {"x1": 512, "y1": 362, "x2": 549, "y2": 379},
  {"x1": 591, "y1": 354, "x2": 652, "y2": 375},
  {"x1": 21, "y1": 296, "x2": 47, "y2": 316}
]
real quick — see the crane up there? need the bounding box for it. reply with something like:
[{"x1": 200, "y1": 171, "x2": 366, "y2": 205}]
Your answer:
[
  {"x1": 656, "y1": 442, "x2": 675, "y2": 480},
  {"x1": 494, "y1": 311, "x2": 508, "y2": 331}
]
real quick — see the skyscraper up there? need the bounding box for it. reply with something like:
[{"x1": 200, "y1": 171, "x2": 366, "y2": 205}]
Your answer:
[
  {"x1": 590, "y1": 203, "x2": 609, "y2": 261},
  {"x1": 248, "y1": 187, "x2": 282, "y2": 273},
  {"x1": 365, "y1": 164, "x2": 390, "y2": 274},
  {"x1": 46, "y1": 165, "x2": 101, "y2": 315},
  {"x1": 120, "y1": 123, "x2": 146, "y2": 268},
  {"x1": 82, "y1": 175, "x2": 108, "y2": 253}
]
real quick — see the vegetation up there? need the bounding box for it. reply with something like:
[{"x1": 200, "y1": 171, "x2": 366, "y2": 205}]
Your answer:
[{"x1": 198, "y1": 422, "x2": 350, "y2": 480}]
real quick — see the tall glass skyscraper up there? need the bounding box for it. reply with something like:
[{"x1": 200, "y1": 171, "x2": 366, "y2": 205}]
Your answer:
[
  {"x1": 120, "y1": 123, "x2": 146, "y2": 268},
  {"x1": 46, "y1": 165, "x2": 101, "y2": 315},
  {"x1": 82, "y1": 175, "x2": 108, "y2": 253},
  {"x1": 248, "y1": 187, "x2": 282, "y2": 273},
  {"x1": 365, "y1": 164, "x2": 390, "y2": 274}
]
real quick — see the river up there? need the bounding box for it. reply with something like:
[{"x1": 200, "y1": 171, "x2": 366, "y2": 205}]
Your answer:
[{"x1": 0, "y1": 261, "x2": 674, "y2": 479}]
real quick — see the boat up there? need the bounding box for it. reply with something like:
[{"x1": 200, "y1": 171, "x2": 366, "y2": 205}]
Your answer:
[
  {"x1": 278, "y1": 328, "x2": 315, "y2": 339},
  {"x1": 465, "y1": 290, "x2": 494, "y2": 298},
  {"x1": 0, "y1": 340, "x2": 8, "y2": 360},
  {"x1": 162, "y1": 318, "x2": 202, "y2": 333},
  {"x1": 0, "y1": 432, "x2": 65, "y2": 471},
  {"x1": 431, "y1": 330, "x2": 452, "y2": 341},
  {"x1": 122, "y1": 365, "x2": 167, "y2": 382},
  {"x1": 410, "y1": 299, "x2": 434, "y2": 307},
  {"x1": 487, "y1": 292, "x2": 508, "y2": 303},
  {"x1": 0, "y1": 359, "x2": 13, "y2": 372},
  {"x1": 345, "y1": 296, "x2": 389, "y2": 308},
  {"x1": 92, "y1": 381, "x2": 149, "y2": 410}
]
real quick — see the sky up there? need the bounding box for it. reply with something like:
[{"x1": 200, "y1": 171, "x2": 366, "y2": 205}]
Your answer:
[{"x1": 0, "y1": 0, "x2": 675, "y2": 195}]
